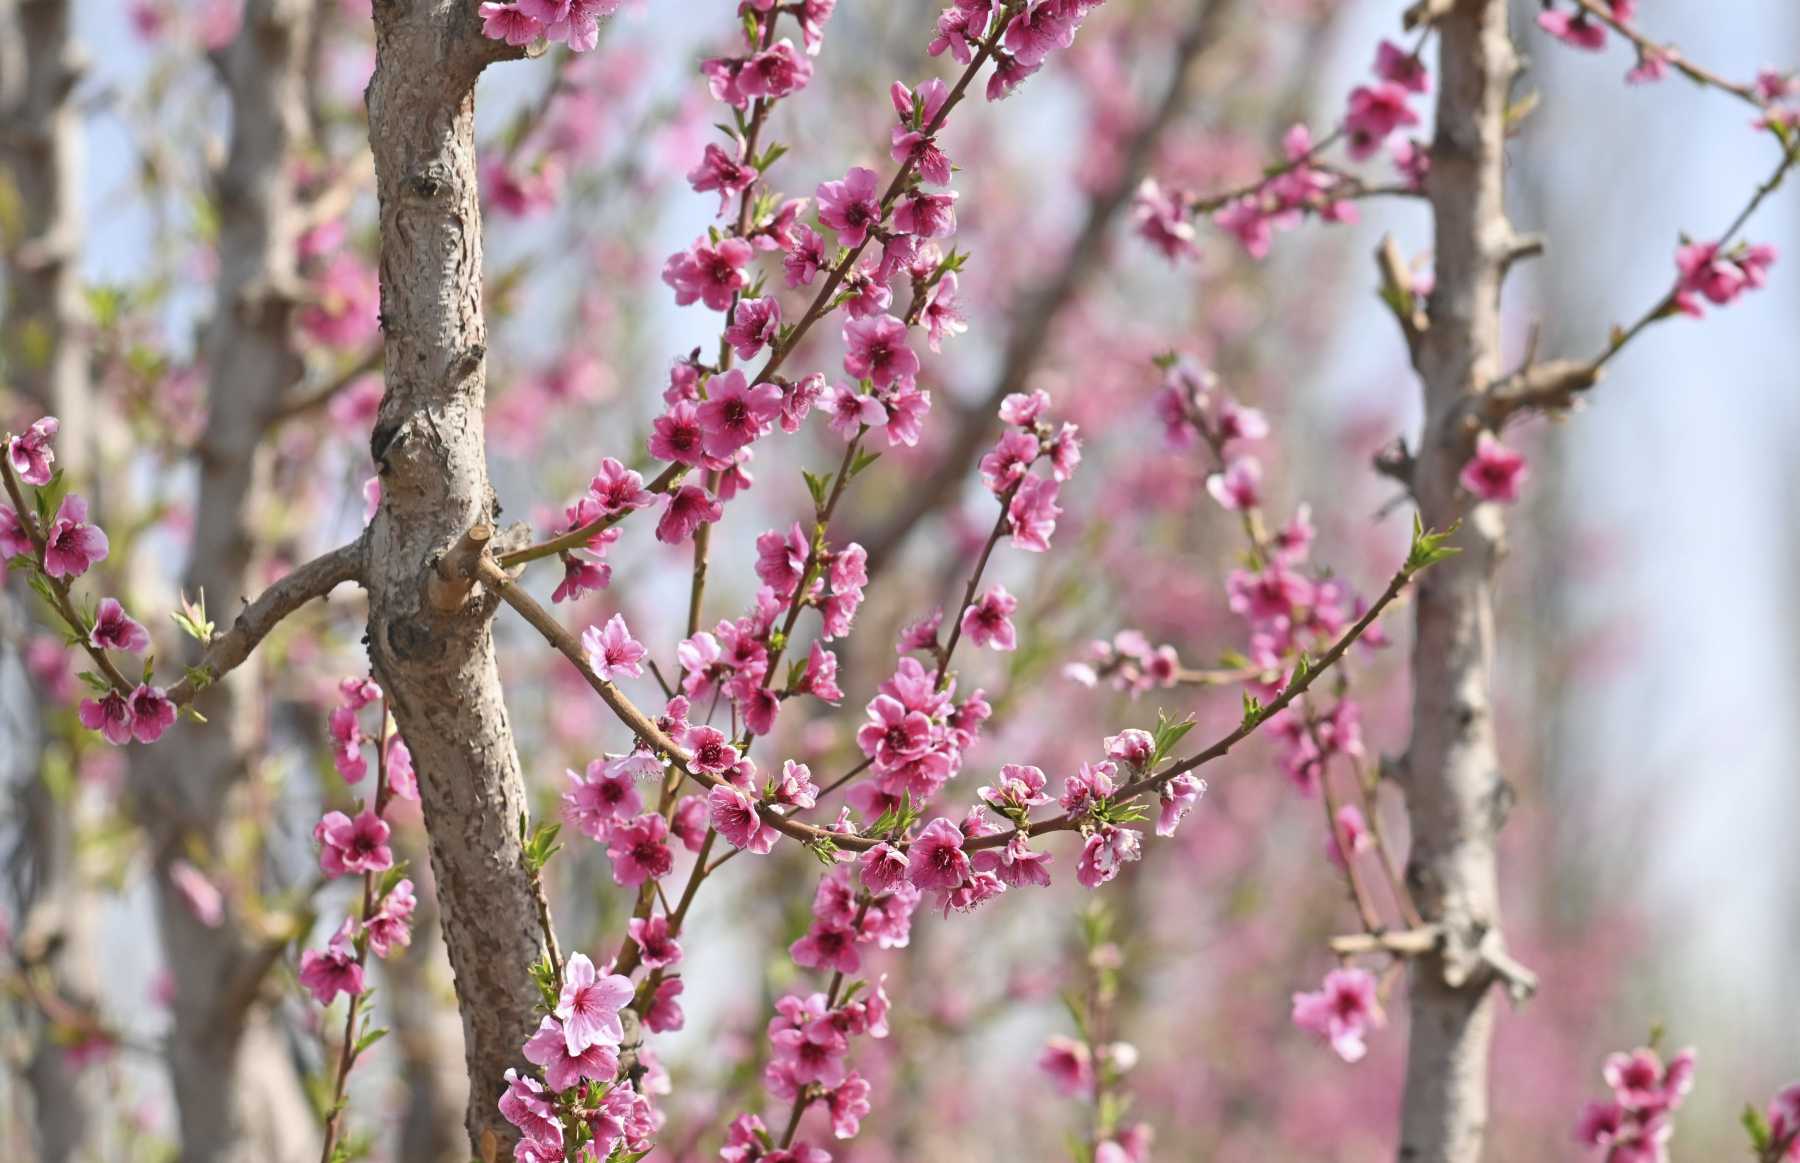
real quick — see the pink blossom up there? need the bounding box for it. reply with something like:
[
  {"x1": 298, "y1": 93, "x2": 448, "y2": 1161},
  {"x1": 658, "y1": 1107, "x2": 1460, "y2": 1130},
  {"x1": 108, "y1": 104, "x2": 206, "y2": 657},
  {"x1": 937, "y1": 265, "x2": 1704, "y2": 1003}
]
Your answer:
[
  {"x1": 802, "y1": 641, "x2": 844, "y2": 703},
  {"x1": 1537, "y1": 8, "x2": 1607, "y2": 52},
  {"x1": 1375, "y1": 39, "x2": 1428, "y2": 92},
  {"x1": 364, "y1": 879, "x2": 416, "y2": 958},
  {"x1": 1344, "y1": 83, "x2": 1420, "y2": 160},
  {"x1": 655, "y1": 484, "x2": 723, "y2": 545},
  {"x1": 604, "y1": 813, "x2": 674, "y2": 886},
  {"x1": 1076, "y1": 823, "x2": 1141, "y2": 888},
  {"x1": 297, "y1": 919, "x2": 365, "y2": 1005},
  {"x1": 588, "y1": 457, "x2": 652, "y2": 515},
  {"x1": 582, "y1": 613, "x2": 647, "y2": 681},
  {"x1": 1038, "y1": 1035, "x2": 1093, "y2": 1097},
  {"x1": 554, "y1": 952, "x2": 633, "y2": 1053},
  {"x1": 0, "y1": 505, "x2": 31, "y2": 560},
  {"x1": 687, "y1": 141, "x2": 759, "y2": 216},
  {"x1": 825, "y1": 383, "x2": 887, "y2": 439},
  {"x1": 816, "y1": 165, "x2": 882, "y2": 247},
  {"x1": 685, "y1": 724, "x2": 740, "y2": 774},
  {"x1": 1007, "y1": 474, "x2": 1061, "y2": 552},
  {"x1": 478, "y1": 1, "x2": 544, "y2": 45},
  {"x1": 662, "y1": 235, "x2": 754, "y2": 311},
  {"x1": 790, "y1": 921, "x2": 861, "y2": 973},
  {"x1": 523, "y1": 1015, "x2": 618, "y2": 1093},
  {"x1": 710, "y1": 782, "x2": 779, "y2": 853},
  {"x1": 561, "y1": 756, "x2": 647, "y2": 838},
  {"x1": 1459, "y1": 431, "x2": 1528, "y2": 503},
  {"x1": 698, "y1": 369, "x2": 783, "y2": 459},
  {"x1": 843, "y1": 314, "x2": 919, "y2": 389},
  {"x1": 723, "y1": 297, "x2": 782, "y2": 361},
  {"x1": 498, "y1": 1068, "x2": 562, "y2": 1152},
  {"x1": 1133, "y1": 178, "x2": 1196, "y2": 261},
  {"x1": 649, "y1": 400, "x2": 708, "y2": 467},
  {"x1": 90, "y1": 598, "x2": 150, "y2": 653},
  {"x1": 960, "y1": 585, "x2": 1018, "y2": 650},
  {"x1": 128, "y1": 684, "x2": 176, "y2": 744},
  {"x1": 79, "y1": 690, "x2": 135, "y2": 746},
  {"x1": 1206, "y1": 456, "x2": 1262, "y2": 511},
  {"x1": 828, "y1": 1072, "x2": 873, "y2": 1139},
  {"x1": 1674, "y1": 240, "x2": 1776, "y2": 315},
  {"x1": 314, "y1": 807, "x2": 394, "y2": 878},
  {"x1": 1291, "y1": 966, "x2": 1384, "y2": 1062},
  {"x1": 875, "y1": 381, "x2": 931, "y2": 448},
  {"x1": 1156, "y1": 774, "x2": 1206, "y2": 837},
  {"x1": 42, "y1": 494, "x2": 108, "y2": 579},
  {"x1": 627, "y1": 915, "x2": 683, "y2": 969},
  {"x1": 1767, "y1": 1083, "x2": 1800, "y2": 1159},
  {"x1": 7, "y1": 416, "x2": 58, "y2": 485},
  {"x1": 784, "y1": 224, "x2": 828, "y2": 287},
  {"x1": 905, "y1": 816, "x2": 970, "y2": 891}
]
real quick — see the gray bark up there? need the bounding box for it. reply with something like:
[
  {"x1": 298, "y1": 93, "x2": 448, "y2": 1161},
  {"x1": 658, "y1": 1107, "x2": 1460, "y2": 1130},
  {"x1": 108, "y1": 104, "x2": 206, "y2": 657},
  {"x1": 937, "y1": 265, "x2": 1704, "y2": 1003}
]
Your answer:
[
  {"x1": 0, "y1": 2, "x2": 98, "y2": 1157},
  {"x1": 125, "y1": 0, "x2": 323, "y2": 1157},
  {"x1": 1396, "y1": 2, "x2": 1519, "y2": 1160},
  {"x1": 361, "y1": 4, "x2": 542, "y2": 1150}
]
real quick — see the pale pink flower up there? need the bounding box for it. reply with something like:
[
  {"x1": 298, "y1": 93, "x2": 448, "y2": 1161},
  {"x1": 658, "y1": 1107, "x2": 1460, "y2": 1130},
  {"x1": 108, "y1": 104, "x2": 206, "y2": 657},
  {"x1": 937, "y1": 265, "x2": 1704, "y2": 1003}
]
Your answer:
[
  {"x1": 7, "y1": 416, "x2": 58, "y2": 485},
  {"x1": 1206, "y1": 456, "x2": 1262, "y2": 511},
  {"x1": 816, "y1": 165, "x2": 882, "y2": 247},
  {"x1": 1007, "y1": 474, "x2": 1061, "y2": 552},
  {"x1": 553, "y1": 952, "x2": 633, "y2": 1054},
  {"x1": 523, "y1": 1015, "x2": 618, "y2": 1093},
  {"x1": 1038, "y1": 1035, "x2": 1093, "y2": 1097},
  {"x1": 364, "y1": 879, "x2": 416, "y2": 958},
  {"x1": 960, "y1": 585, "x2": 1018, "y2": 651},
  {"x1": 627, "y1": 915, "x2": 682, "y2": 969},
  {"x1": 905, "y1": 816, "x2": 970, "y2": 891},
  {"x1": 42, "y1": 494, "x2": 108, "y2": 579},
  {"x1": 842, "y1": 314, "x2": 919, "y2": 389},
  {"x1": 582, "y1": 613, "x2": 647, "y2": 681},
  {"x1": 710, "y1": 783, "x2": 778, "y2": 853}
]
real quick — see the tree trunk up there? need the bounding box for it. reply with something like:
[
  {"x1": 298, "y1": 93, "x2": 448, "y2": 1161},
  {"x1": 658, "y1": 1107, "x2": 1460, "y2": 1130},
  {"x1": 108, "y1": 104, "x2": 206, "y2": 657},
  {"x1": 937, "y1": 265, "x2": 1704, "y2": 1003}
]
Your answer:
[
  {"x1": 1, "y1": 1, "x2": 98, "y2": 1157},
  {"x1": 127, "y1": 0, "x2": 323, "y2": 1157},
  {"x1": 362, "y1": 4, "x2": 542, "y2": 1150},
  {"x1": 1396, "y1": 3, "x2": 1518, "y2": 1161}
]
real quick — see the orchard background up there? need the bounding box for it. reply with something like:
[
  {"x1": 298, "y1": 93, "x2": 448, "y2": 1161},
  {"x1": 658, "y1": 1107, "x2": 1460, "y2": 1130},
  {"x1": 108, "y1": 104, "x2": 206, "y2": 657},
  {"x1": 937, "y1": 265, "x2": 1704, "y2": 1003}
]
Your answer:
[{"x1": 1, "y1": 0, "x2": 1798, "y2": 1161}]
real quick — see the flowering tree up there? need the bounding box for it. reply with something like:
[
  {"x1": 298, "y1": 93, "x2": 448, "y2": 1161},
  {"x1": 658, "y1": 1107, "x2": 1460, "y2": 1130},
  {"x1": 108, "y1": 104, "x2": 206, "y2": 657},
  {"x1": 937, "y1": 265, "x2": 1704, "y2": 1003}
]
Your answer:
[{"x1": 1, "y1": 1, "x2": 1796, "y2": 1162}]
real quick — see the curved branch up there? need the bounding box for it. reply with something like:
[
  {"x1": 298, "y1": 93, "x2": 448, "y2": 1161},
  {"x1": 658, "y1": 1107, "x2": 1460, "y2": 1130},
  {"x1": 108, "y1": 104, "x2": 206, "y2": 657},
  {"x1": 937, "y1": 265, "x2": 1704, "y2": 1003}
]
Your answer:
[{"x1": 168, "y1": 536, "x2": 366, "y2": 706}]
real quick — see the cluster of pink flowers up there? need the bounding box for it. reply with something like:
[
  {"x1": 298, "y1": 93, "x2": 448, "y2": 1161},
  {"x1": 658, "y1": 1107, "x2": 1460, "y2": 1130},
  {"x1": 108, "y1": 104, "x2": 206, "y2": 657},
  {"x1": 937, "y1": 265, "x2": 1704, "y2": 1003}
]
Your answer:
[
  {"x1": 1573, "y1": 1043, "x2": 1697, "y2": 1163},
  {"x1": 1063, "y1": 629, "x2": 1182, "y2": 695},
  {"x1": 1536, "y1": 1, "x2": 1634, "y2": 54},
  {"x1": 326, "y1": 675, "x2": 417, "y2": 799},
  {"x1": 502, "y1": 952, "x2": 659, "y2": 1161},
  {"x1": 1672, "y1": 239, "x2": 1777, "y2": 318},
  {"x1": 721, "y1": 967, "x2": 891, "y2": 1154},
  {"x1": 2, "y1": 416, "x2": 180, "y2": 746},
  {"x1": 1135, "y1": 41, "x2": 1429, "y2": 260},
  {"x1": 478, "y1": 0, "x2": 625, "y2": 53},
  {"x1": 1156, "y1": 363, "x2": 1388, "y2": 729},
  {"x1": 549, "y1": 459, "x2": 653, "y2": 603},
  {"x1": 1291, "y1": 966, "x2": 1384, "y2": 1063}
]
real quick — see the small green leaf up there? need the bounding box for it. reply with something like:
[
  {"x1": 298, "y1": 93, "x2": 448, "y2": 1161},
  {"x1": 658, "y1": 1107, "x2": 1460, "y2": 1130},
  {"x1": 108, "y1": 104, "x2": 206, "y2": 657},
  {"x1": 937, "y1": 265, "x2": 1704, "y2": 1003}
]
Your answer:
[
  {"x1": 1742, "y1": 1103, "x2": 1772, "y2": 1152},
  {"x1": 352, "y1": 1025, "x2": 388, "y2": 1057}
]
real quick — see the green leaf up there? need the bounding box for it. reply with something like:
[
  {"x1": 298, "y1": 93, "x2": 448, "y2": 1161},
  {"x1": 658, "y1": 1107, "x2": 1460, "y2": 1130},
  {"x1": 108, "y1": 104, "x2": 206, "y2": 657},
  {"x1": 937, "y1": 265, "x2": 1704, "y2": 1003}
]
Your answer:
[
  {"x1": 1405, "y1": 514, "x2": 1462, "y2": 572},
  {"x1": 802, "y1": 470, "x2": 831, "y2": 510},
  {"x1": 352, "y1": 1025, "x2": 388, "y2": 1057},
  {"x1": 1240, "y1": 691, "x2": 1263, "y2": 728},
  {"x1": 848, "y1": 448, "x2": 882, "y2": 480},
  {"x1": 1742, "y1": 1103, "x2": 1772, "y2": 1153}
]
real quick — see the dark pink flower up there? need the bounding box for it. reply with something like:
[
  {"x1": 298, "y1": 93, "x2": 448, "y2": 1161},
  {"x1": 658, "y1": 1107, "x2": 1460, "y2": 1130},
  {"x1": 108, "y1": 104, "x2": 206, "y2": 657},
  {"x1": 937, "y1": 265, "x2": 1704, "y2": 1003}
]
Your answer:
[
  {"x1": 627, "y1": 915, "x2": 683, "y2": 969},
  {"x1": 297, "y1": 919, "x2": 364, "y2": 1005},
  {"x1": 655, "y1": 484, "x2": 723, "y2": 545},
  {"x1": 1007, "y1": 474, "x2": 1061, "y2": 552},
  {"x1": 364, "y1": 878, "x2": 416, "y2": 958},
  {"x1": 90, "y1": 598, "x2": 150, "y2": 653},
  {"x1": 905, "y1": 816, "x2": 970, "y2": 891},
  {"x1": 790, "y1": 920, "x2": 861, "y2": 974},
  {"x1": 843, "y1": 313, "x2": 918, "y2": 388},
  {"x1": 1038, "y1": 1034, "x2": 1093, "y2": 1097},
  {"x1": 1075, "y1": 823, "x2": 1141, "y2": 888},
  {"x1": 1291, "y1": 966, "x2": 1384, "y2": 1062},
  {"x1": 698, "y1": 369, "x2": 783, "y2": 459},
  {"x1": 1345, "y1": 82, "x2": 1420, "y2": 160},
  {"x1": 687, "y1": 140, "x2": 759, "y2": 216},
  {"x1": 816, "y1": 165, "x2": 882, "y2": 247},
  {"x1": 723, "y1": 297, "x2": 782, "y2": 361},
  {"x1": 582, "y1": 613, "x2": 646, "y2": 681},
  {"x1": 1538, "y1": 8, "x2": 1607, "y2": 51},
  {"x1": 128, "y1": 684, "x2": 176, "y2": 743},
  {"x1": 1459, "y1": 431, "x2": 1527, "y2": 503},
  {"x1": 314, "y1": 807, "x2": 393, "y2": 878},
  {"x1": 42, "y1": 494, "x2": 108, "y2": 579},
  {"x1": 604, "y1": 813, "x2": 674, "y2": 886},
  {"x1": 662, "y1": 236, "x2": 754, "y2": 311},
  {"x1": 740, "y1": 38, "x2": 813, "y2": 99}
]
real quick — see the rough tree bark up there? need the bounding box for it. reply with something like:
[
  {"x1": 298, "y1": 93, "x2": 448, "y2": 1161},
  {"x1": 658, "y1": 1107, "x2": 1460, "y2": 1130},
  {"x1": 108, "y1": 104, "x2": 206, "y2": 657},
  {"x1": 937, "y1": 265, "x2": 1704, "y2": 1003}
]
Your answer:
[
  {"x1": 124, "y1": 0, "x2": 323, "y2": 1157},
  {"x1": 0, "y1": 1, "x2": 98, "y2": 1157},
  {"x1": 1396, "y1": 2, "x2": 1522, "y2": 1160},
  {"x1": 362, "y1": 1, "x2": 543, "y2": 1150}
]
